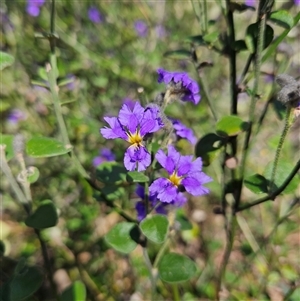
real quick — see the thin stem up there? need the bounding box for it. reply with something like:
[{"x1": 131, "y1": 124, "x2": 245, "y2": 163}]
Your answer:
[
  {"x1": 236, "y1": 159, "x2": 300, "y2": 212},
  {"x1": 142, "y1": 248, "x2": 156, "y2": 300},
  {"x1": 0, "y1": 146, "x2": 30, "y2": 213},
  {"x1": 172, "y1": 284, "x2": 180, "y2": 301},
  {"x1": 35, "y1": 229, "x2": 60, "y2": 301},
  {"x1": 269, "y1": 107, "x2": 294, "y2": 192},
  {"x1": 238, "y1": 11, "x2": 267, "y2": 206},
  {"x1": 46, "y1": 62, "x2": 71, "y2": 147}
]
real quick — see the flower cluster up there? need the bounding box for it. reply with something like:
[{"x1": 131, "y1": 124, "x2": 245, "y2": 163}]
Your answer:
[
  {"x1": 157, "y1": 68, "x2": 201, "y2": 104},
  {"x1": 101, "y1": 102, "x2": 164, "y2": 171},
  {"x1": 100, "y1": 69, "x2": 210, "y2": 220},
  {"x1": 149, "y1": 146, "x2": 212, "y2": 205},
  {"x1": 26, "y1": 0, "x2": 45, "y2": 17}
]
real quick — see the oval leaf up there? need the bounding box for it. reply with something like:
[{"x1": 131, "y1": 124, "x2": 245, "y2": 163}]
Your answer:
[
  {"x1": 127, "y1": 171, "x2": 149, "y2": 183},
  {"x1": 159, "y1": 253, "x2": 197, "y2": 283},
  {"x1": 216, "y1": 115, "x2": 248, "y2": 137},
  {"x1": 264, "y1": 160, "x2": 299, "y2": 194},
  {"x1": 140, "y1": 215, "x2": 168, "y2": 244},
  {"x1": 195, "y1": 133, "x2": 225, "y2": 166},
  {"x1": 105, "y1": 222, "x2": 138, "y2": 253},
  {"x1": 26, "y1": 137, "x2": 72, "y2": 158},
  {"x1": 270, "y1": 10, "x2": 294, "y2": 29},
  {"x1": 25, "y1": 200, "x2": 58, "y2": 229},
  {"x1": 0, "y1": 51, "x2": 14, "y2": 70},
  {"x1": 10, "y1": 264, "x2": 43, "y2": 301},
  {"x1": 61, "y1": 281, "x2": 86, "y2": 301},
  {"x1": 96, "y1": 162, "x2": 127, "y2": 184},
  {"x1": 0, "y1": 134, "x2": 15, "y2": 161},
  {"x1": 244, "y1": 174, "x2": 269, "y2": 194}
]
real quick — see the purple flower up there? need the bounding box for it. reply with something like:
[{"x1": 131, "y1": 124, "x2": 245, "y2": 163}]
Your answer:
[
  {"x1": 149, "y1": 146, "x2": 212, "y2": 205},
  {"x1": 88, "y1": 7, "x2": 103, "y2": 23},
  {"x1": 7, "y1": 109, "x2": 27, "y2": 124},
  {"x1": 135, "y1": 185, "x2": 167, "y2": 221},
  {"x1": 170, "y1": 118, "x2": 197, "y2": 144},
  {"x1": 93, "y1": 148, "x2": 115, "y2": 167},
  {"x1": 294, "y1": 0, "x2": 300, "y2": 6},
  {"x1": 157, "y1": 68, "x2": 201, "y2": 104},
  {"x1": 26, "y1": 0, "x2": 45, "y2": 17},
  {"x1": 134, "y1": 20, "x2": 148, "y2": 37},
  {"x1": 100, "y1": 102, "x2": 164, "y2": 171}
]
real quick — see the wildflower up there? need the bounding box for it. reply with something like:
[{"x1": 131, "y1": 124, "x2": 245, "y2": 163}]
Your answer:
[
  {"x1": 157, "y1": 68, "x2": 201, "y2": 104},
  {"x1": 26, "y1": 0, "x2": 45, "y2": 17},
  {"x1": 100, "y1": 102, "x2": 164, "y2": 171},
  {"x1": 134, "y1": 20, "x2": 148, "y2": 37},
  {"x1": 88, "y1": 7, "x2": 103, "y2": 23},
  {"x1": 149, "y1": 145, "x2": 212, "y2": 204},
  {"x1": 135, "y1": 185, "x2": 167, "y2": 221},
  {"x1": 294, "y1": 0, "x2": 300, "y2": 6},
  {"x1": 170, "y1": 118, "x2": 197, "y2": 144},
  {"x1": 7, "y1": 109, "x2": 27, "y2": 124},
  {"x1": 93, "y1": 148, "x2": 115, "y2": 167}
]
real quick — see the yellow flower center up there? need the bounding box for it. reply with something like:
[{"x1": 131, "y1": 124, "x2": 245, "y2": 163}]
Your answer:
[
  {"x1": 169, "y1": 171, "x2": 182, "y2": 187},
  {"x1": 127, "y1": 131, "x2": 143, "y2": 146}
]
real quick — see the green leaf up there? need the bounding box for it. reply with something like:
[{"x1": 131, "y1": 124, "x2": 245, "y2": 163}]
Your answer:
[
  {"x1": 25, "y1": 200, "x2": 58, "y2": 229},
  {"x1": 96, "y1": 162, "x2": 127, "y2": 185},
  {"x1": 245, "y1": 23, "x2": 274, "y2": 53},
  {"x1": 159, "y1": 253, "x2": 197, "y2": 283},
  {"x1": 216, "y1": 115, "x2": 248, "y2": 137},
  {"x1": 0, "y1": 51, "x2": 14, "y2": 70},
  {"x1": 195, "y1": 133, "x2": 225, "y2": 166},
  {"x1": 105, "y1": 222, "x2": 138, "y2": 253},
  {"x1": 264, "y1": 160, "x2": 299, "y2": 194},
  {"x1": 163, "y1": 49, "x2": 191, "y2": 59},
  {"x1": 26, "y1": 137, "x2": 72, "y2": 158},
  {"x1": 61, "y1": 281, "x2": 86, "y2": 301},
  {"x1": 269, "y1": 10, "x2": 294, "y2": 29},
  {"x1": 244, "y1": 174, "x2": 269, "y2": 194},
  {"x1": 126, "y1": 171, "x2": 149, "y2": 183},
  {"x1": 233, "y1": 40, "x2": 247, "y2": 52},
  {"x1": 100, "y1": 185, "x2": 125, "y2": 201},
  {"x1": 27, "y1": 167, "x2": 40, "y2": 184},
  {"x1": 176, "y1": 212, "x2": 193, "y2": 231},
  {"x1": 0, "y1": 134, "x2": 15, "y2": 161},
  {"x1": 140, "y1": 215, "x2": 168, "y2": 244},
  {"x1": 185, "y1": 35, "x2": 206, "y2": 46},
  {"x1": 203, "y1": 31, "x2": 219, "y2": 44},
  {"x1": 262, "y1": 13, "x2": 300, "y2": 63},
  {"x1": 10, "y1": 263, "x2": 43, "y2": 301}
]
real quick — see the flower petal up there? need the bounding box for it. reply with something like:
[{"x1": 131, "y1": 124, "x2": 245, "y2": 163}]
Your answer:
[
  {"x1": 182, "y1": 175, "x2": 211, "y2": 196},
  {"x1": 155, "y1": 149, "x2": 175, "y2": 174},
  {"x1": 100, "y1": 117, "x2": 127, "y2": 140},
  {"x1": 149, "y1": 178, "x2": 178, "y2": 203},
  {"x1": 124, "y1": 145, "x2": 151, "y2": 171},
  {"x1": 177, "y1": 155, "x2": 193, "y2": 176}
]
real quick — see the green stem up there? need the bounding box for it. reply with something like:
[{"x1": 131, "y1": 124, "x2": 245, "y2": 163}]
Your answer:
[
  {"x1": 35, "y1": 229, "x2": 60, "y2": 301},
  {"x1": 0, "y1": 146, "x2": 30, "y2": 213},
  {"x1": 269, "y1": 107, "x2": 294, "y2": 192},
  {"x1": 236, "y1": 159, "x2": 300, "y2": 212},
  {"x1": 172, "y1": 284, "x2": 180, "y2": 301},
  {"x1": 238, "y1": 11, "x2": 267, "y2": 207},
  {"x1": 142, "y1": 248, "x2": 156, "y2": 300}
]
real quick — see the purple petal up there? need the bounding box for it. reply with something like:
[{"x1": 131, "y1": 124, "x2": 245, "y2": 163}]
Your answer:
[
  {"x1": 118, "y1": 104, "x2": 140, "y2": 133},
  {"x1": 100, "y1": 117, "x2": 127, "y2": 140},
  {"x1": 172, "y1": 119, "x2": 197, "y2": 144},
  {"x1": 135, "y1": 201, "x2": 147, "y2": 221},
  {"x1": 177, "y1": 155, "x2": 193, "y2": 176},
  {"x1": 182, "y1": 176, "x2": 211, "y2": 196},
  {"x1": 140, "y1": 119, "x2": 156, "y2": 136},
  {"x1": 26, "y1": 5, "x2": 40, "y2": 16},
  {"x1": 149, "y1": 178, "x2": 178, "y2": 203},
  {"x1": 124, "y1": 145, "x2": 151, "y2": 171},
  {"x1": 155, "y1": 149, "x2": 175, "y2": 174}
]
